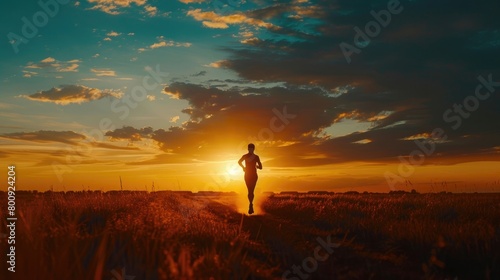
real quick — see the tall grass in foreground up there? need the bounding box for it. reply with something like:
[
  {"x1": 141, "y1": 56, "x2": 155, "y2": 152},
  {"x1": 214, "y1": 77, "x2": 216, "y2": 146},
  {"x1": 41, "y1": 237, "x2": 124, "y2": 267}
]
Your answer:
[
  {"x1": 1, "y1": 191, "x2": 498, "y2": 279},
  {"x1": 0, "y1": 192, "x2": 278, "y2": 280},
  {"x1": 262, "y1": 193, "x2": 500, "y2": 279}
]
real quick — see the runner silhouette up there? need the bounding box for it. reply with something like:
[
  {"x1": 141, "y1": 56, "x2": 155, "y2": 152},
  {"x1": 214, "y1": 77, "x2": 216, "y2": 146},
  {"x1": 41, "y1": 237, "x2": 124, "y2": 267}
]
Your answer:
[{"x1": 238, "y1": 143, "x2": 262, "y2": 214}]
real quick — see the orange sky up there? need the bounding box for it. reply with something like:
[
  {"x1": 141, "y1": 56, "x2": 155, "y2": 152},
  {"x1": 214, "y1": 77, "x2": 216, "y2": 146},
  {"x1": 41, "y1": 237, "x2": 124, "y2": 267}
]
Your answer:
[{"x1": 1, "y1": 136, "x2": 499, "y2": 193}]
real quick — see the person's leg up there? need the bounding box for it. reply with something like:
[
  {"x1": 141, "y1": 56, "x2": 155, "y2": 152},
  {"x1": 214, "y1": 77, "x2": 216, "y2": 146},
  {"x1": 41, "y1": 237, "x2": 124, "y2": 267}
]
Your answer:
[
  {"x1": 245, "y1": 174, "x2": 257, "y2": 214},
  {"x1": 245, "y1": 174, "x2": 257, "y2": 203},
  {"x1": 248, "y1": 184, "x2": 255, "y2": 204}
]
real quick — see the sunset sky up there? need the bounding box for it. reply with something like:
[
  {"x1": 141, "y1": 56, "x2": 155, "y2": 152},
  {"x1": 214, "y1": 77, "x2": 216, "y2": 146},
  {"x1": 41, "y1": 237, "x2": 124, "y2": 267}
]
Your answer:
[{"x1": 1, "y1": 0, "x2": 499, "y2": 192}]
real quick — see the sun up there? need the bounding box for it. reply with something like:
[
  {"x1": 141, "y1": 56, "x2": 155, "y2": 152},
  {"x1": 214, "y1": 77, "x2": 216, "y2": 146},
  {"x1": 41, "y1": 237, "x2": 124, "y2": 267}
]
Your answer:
[{"x1": 226, "y1": 164, "x2": 241, "y2": 177}]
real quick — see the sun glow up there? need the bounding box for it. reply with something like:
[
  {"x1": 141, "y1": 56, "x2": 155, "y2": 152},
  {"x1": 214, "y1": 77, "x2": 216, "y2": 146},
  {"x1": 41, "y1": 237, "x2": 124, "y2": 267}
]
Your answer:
[{"x1": 225, "y1": 163, "x2": 243, "y2": 178}]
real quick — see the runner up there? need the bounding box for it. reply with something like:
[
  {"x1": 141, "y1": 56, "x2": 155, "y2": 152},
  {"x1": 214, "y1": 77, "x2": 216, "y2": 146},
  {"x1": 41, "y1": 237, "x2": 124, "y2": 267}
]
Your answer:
[{"x1": 238, "y1": 143, "x2": 262, "y2": 214}]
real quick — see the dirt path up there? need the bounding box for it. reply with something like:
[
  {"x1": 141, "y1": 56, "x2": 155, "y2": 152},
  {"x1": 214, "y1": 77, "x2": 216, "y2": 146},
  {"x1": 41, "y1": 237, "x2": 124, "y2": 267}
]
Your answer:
[{"x1": 197, "y1": 195, "x2": 424, "y2": 280}]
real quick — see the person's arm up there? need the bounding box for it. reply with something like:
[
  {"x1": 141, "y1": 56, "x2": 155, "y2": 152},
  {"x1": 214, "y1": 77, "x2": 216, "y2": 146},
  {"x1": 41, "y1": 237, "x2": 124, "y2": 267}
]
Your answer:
[
  {"x1": 256, "y1": 156, "x2": 262, "y2": 170},
  {"x1": 238, "y1": 156, "x2": 245, "y2": 172}
]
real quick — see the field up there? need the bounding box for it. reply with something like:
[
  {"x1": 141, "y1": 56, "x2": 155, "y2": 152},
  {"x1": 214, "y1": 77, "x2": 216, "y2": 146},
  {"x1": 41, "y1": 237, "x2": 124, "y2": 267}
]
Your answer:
[{"x1": 1, "y1": 191, "x2": 499, "y2": 280}]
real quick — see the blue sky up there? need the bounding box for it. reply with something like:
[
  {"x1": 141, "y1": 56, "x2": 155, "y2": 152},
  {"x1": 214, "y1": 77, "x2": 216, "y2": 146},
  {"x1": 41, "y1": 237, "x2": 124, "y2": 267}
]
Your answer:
[{"x1": 1, "y1": 0, "x2": 241, "y2": 132}]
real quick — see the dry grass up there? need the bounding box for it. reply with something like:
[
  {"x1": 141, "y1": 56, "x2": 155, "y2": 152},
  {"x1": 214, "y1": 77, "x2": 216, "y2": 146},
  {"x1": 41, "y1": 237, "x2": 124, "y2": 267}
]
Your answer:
[
  {"x1": 1, "y1": 191, "x2": 499, "y2": 279},
  {"x1": 0, "y1": 191, "x2": 278, "y2": 279},
  {"x1": 262, "y1": 193, "x2": 500, "y2": 279}
]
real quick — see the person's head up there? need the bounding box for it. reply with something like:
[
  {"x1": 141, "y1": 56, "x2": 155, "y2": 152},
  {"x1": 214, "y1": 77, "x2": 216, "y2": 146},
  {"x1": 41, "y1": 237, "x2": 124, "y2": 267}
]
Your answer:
[{"x1": 248, "y1": 143, "x2": 255, "y2": 153}]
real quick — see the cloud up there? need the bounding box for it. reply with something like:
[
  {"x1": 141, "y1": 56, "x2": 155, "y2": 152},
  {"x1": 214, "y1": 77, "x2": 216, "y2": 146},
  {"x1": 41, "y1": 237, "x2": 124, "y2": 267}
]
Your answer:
[
  {"x1": 139, "y1": 36, "x2": 192, "y2": 52},
  {"x1": 185, "y1": 2, "x2": 323, "y2": 34},
  {"x1": 150, "y1": 36, "x2": 192, "y2": 49},
  {"x1": 150, "y1": 41, "x2": 192, "y2": 49},
  {"x1": 97, "y1": 82, "x2": 347, "y2": 163},
  {"x1": 0, "y1": 130, "x2": 86, "y2": 145},
  {"x1": 91, "y1": 68, "x2": 116, "y2": 77},
  {"x1": 179, "y1": 0, "x2": 206, "y2": 3},
  {"x1": 144, "y1": 5, "x2": 157, "y2": 16},
  {"x1": 169, "y1": 116, "x2": 180, "y2": 123},
  {"x1": 202, "y1": 21, "x2": 229, "y2": 29},
  {"x1": 106, "y1": 31, "x2": 121, "y2": 37},
  {"x1": 105, "y1": 126, "x2": 154, "y2": 141},
  {"x1": 204, "y1": 60, "x2": 226, "y2": 68},
  {"x1": 91, "y1": 142, "x2": 140, "y2": 150},
  {"x1": 187, "y1": 9, "x2": 274, "y2": 29},
  {"x1": 58, "y1": 63, "x2": 79, "y2": 72},
  {"x1": 134, "y1": 53, "x2": 498, "y2": 166},
  {"x1": 239, "y1": 31, "x2": 254, "y2": 38},
  {"x1": 41, "y1": 57, "x2": 56, "y2": 63},
  {"x1": 184, "y1": 0, "x2": 500, "y2": 166},
  {"x1": 145, "y1": 82, "x2": 345, "y2": 161},
  {"x1": 191, "y1": 71, "x2": 207, "y2": 77},
  {"x1": 22, "y1": 70, "x2": 38, "y2": 78},
  {"x1": 0, "y1": 103, "x2": 20, "y2": 109},
  {"x1": 22, "y1": 85, "x2": 123, "y2": 105},
  {"x1": 24, "y1": 57, "x2": 81, "y2": 76},
  {"x1": 87, "y1": 0, "x2": 162, "y2": 16},
  {"x1": 87, "y1": 0, "x2": 147, "y2": 15},
  {"x1": 240, "y1": 37, "x2": 261, "y2": 45}
]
